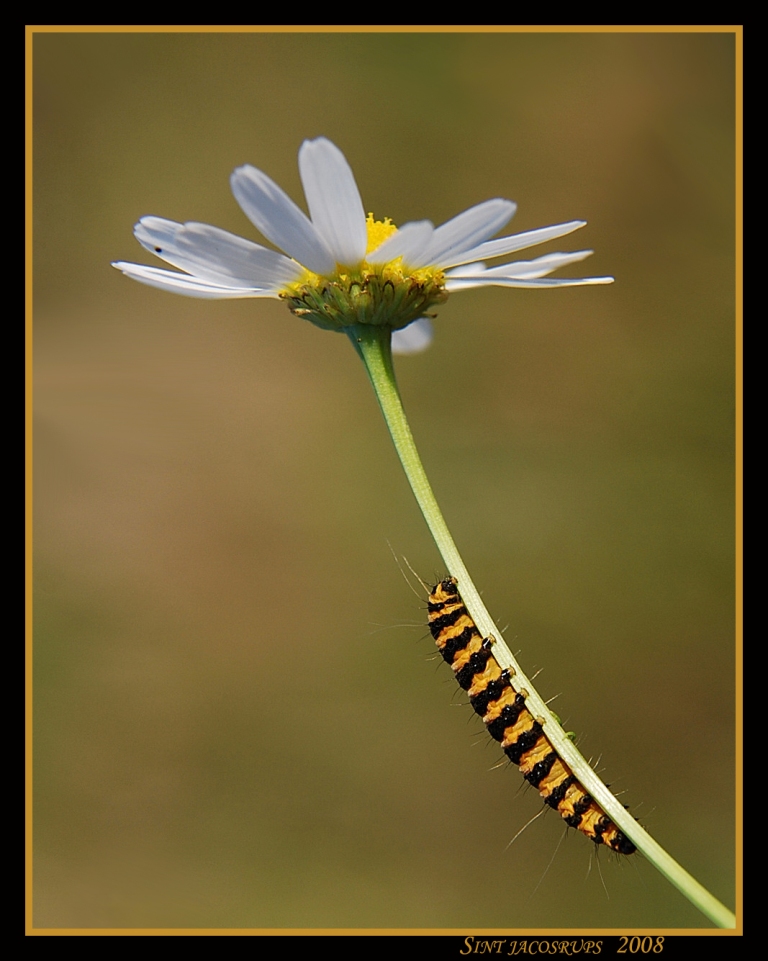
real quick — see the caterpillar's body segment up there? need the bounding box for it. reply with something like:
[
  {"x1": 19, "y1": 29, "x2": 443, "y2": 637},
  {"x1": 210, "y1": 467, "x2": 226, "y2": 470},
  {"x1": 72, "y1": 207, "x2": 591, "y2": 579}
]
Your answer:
[{"x1": 428, "y1": 577, "x2": 636, "y2": 856}]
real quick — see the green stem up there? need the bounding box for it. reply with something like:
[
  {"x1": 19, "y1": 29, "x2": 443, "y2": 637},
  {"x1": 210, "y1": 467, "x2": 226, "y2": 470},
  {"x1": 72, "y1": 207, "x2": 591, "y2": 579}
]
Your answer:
[{"x1": 349, "y1": 324, "x2": 736, "y2": 930}]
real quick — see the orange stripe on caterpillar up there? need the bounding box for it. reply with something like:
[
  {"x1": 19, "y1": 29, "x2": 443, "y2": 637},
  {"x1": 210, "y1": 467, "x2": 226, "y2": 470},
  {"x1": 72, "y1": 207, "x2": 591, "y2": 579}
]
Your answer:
[{"x1": 428, "y1": 577, "x2": 635, "y2": 856}]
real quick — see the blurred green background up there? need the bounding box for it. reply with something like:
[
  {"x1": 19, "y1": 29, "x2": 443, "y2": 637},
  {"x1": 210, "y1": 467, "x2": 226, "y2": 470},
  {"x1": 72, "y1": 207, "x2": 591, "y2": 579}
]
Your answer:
[{"x1": 33, "y1": 30, "x2": 736, "y2": 929}]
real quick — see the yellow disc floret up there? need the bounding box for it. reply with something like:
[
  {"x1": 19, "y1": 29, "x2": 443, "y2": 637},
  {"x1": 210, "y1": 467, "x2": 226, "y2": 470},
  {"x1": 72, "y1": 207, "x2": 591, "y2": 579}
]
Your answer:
[
  {"x1": 280, "y1": 214, "x2": 448, "y2": 333},
  {"x1": 364, "y1": 213, "x2": 398, "y2": 254}
]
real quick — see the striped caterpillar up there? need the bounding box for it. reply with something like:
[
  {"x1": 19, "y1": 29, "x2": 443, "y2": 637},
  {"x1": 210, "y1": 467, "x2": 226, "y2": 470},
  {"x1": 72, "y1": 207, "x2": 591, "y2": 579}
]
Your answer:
[{"x1": 428, "y1": 577, "x2": 636, "y2": 855}]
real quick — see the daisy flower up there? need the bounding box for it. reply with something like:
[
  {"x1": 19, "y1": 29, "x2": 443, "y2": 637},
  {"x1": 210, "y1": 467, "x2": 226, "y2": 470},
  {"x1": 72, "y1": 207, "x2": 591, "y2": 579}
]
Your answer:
[{"x1": 113, "y1": 137, "x2": 613, "y2": 354}]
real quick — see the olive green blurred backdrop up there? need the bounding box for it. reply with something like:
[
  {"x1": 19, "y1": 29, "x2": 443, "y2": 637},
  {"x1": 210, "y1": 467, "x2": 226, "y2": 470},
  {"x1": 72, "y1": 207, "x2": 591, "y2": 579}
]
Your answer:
[{"x1": 33, "y1": 30, "x2": 736, "y2": 929}]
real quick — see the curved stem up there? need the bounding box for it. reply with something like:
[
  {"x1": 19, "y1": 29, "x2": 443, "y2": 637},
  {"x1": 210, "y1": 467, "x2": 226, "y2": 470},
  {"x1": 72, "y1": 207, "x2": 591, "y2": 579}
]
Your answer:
[{"x1": 349, "y1": 324, "x2": 736, "y2": 930}]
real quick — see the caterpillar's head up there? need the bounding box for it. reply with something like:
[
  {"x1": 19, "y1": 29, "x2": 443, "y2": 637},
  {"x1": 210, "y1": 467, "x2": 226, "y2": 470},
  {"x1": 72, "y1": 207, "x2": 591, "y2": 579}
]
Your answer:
[{"x1": 437, "y1": 577, "x2": 459, "y2": 598}]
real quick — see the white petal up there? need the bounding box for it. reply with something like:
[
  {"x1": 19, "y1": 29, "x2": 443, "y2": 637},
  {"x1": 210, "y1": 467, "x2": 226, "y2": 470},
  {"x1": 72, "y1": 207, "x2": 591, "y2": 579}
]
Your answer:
[
  {"x1": 445, "y1": 274, "x2": 614, "y2": 291},
  {"x1": 391, "y1": 318, "x2": 434, "y2": 354},
  {"x1": 366, "y1": 221, "x2": 434, "y2": 265},
  {"x1": 112, "y1": 262, "x2": 279, "y2": 299},
  {"x1": 410, "y1": 199, "x2": 516, "y2": 269},
  {"x1": 441, "y1": 220, "x2": 586, "y2": 269},
  {"x1": 445, "y1": 262, "x2": 486, "y2": 277},
  {"x1": 298, "y1": 137, "x2": 367, "y2": 267},
  {"x1": 230, "y1": 164, "x2": 335, "y2": 275},
  {"x1": 449, "y1": 250, "x2": 595, "y2": 281},
  {"x1": 134, "y1": 217, "x2": 302, "y2": 288}
]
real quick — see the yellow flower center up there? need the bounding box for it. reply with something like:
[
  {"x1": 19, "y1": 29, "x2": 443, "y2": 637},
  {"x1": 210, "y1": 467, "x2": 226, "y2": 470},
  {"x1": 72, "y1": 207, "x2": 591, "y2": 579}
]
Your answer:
[
  {"x1": 280, "y1": 214, "x2": 447, "y2": 333},
  {"x1": 365, "y1": 213, "x2": 398, "y2": 254}
]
